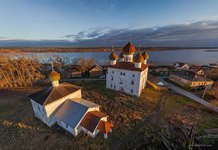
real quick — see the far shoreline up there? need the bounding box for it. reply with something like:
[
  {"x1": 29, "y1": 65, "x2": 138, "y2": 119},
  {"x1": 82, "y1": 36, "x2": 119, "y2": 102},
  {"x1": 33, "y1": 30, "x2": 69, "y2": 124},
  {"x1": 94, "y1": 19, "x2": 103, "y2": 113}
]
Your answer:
[{"x1": 1, "y1": 47, "x2": 218, "y2": 53}]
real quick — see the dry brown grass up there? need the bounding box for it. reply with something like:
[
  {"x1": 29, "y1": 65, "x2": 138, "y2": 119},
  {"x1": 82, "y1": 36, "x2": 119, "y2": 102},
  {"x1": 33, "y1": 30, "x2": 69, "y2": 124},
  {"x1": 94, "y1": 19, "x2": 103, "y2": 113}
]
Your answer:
[
  {"x1": 0, "y1": 82, "x2": 164, "y2": 150},
  {"x1": 1, "y1": 81, "x2": 217, "y2": 149},
  {"x1": 160, "y1": 94, "x2": 218, "y2": 148}
]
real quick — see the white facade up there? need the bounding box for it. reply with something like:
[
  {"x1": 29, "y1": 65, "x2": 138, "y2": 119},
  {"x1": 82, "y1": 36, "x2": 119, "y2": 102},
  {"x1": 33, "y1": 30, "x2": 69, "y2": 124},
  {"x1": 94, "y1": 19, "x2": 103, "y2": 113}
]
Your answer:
[
  {"x1": 30, "y1": 100, "x2": 56, "y2": 127},
  {"x1": 52, "y1": 80, "x2": 59, "y2": 87},
  {"x1": 106, "y1": 67, "x2": 148, "y2": 97},
  {"x1": 30, "y1": 93, "x2": 106, "y2": 138},
  {"x1": 174, "y1": 63, "x2": 190, "y2": 70},
  {"x1": 29, "y1": 70, "x2": 112, "y2": 139},
  {"x1": 30, "y1": 89, "x2": 82, "y2": 127},
  {"x1": 124, "y1": 54, "x2": 133, "y2": 62}
]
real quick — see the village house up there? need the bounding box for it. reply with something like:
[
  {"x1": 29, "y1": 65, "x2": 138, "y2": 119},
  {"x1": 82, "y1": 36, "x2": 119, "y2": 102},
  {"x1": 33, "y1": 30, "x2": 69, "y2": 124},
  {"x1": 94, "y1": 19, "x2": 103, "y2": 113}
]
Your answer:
[
  {"x1": 189, "y1": 65, "x2": 205, "y2": 75},
  {"x1": 106, "y1": 42, "x2": 149, "y2": 97},
  {"x1": 147, "y1": 74, "x2": 168, "y2": 90},
  {"x1": 209, "y1": 63, "x2": 218, "y2": 68},
  {"x1": 88, "y1": 64, "x2": 104, "y2": 77},
  {"x1": 155, "y1": 67, "x2": 170, "y2": 76},
  {"x1": 173, "y1": 62, "x2": 190, "y2": 70},
  {"x1": 28, "y1": 68, "x2": 113, "y2": 139},
  {"x1": 70, "y1": 65, "x2": 82, "y2": 78},
  {"x1": 169, "y1": 71, "x2": 214, "y2": 90},
  {"x1": 189, "y1": 69, "x2": 205, "y2": 75},
  {"x1": 71, "y1": 71, "x2": 82, "y2": 78}
]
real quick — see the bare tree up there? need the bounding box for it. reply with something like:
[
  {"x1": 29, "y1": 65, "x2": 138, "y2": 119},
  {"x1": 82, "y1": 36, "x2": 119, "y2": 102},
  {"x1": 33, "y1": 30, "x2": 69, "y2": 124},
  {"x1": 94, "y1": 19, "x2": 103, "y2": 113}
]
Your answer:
[{"x1": 0, "y1": 55, "x2": 45, "y2": 88}]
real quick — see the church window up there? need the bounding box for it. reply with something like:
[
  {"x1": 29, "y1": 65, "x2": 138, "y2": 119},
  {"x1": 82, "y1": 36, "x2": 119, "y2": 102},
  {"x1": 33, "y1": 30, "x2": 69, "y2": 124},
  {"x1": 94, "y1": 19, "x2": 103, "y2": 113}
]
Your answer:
[
  {"x1": 120, "y1": 72, "x2": 122, "y2": 75},
  {"x1": 111, "y1": 76, "x2": 113, "y2": 81},
  {"x1": 112, "y1": 71, "x2": 114, "y2": 74},
  {"x1": 123, "y1": 73, "x2": 125, "y2": 76},
  {"x1": 133, "y1": 74, "x2": 135, "y2": 77},
  {"x1": 131, "y1": 81, "x2": 134, "y2": 85},
  {"x1": 111, "y1": 84, "x2": 112, "y2": 88},
  {"x1": 131, "y1": 89, "x2": 133, "y2": 93}
]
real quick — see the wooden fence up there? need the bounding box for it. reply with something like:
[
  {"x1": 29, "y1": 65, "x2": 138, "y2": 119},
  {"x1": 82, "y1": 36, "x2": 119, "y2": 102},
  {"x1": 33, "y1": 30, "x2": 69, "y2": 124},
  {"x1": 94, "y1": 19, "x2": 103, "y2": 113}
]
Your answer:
[{"x1": 0, "y1": 86, "x2": 45, "y2": 92}]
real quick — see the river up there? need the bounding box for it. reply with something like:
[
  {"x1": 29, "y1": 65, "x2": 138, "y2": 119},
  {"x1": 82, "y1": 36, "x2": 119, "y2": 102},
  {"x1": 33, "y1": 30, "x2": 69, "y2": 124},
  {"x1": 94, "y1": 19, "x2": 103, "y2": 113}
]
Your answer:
[{"x1": 3, "y1": 49, "x2": 218, "y2": 65}]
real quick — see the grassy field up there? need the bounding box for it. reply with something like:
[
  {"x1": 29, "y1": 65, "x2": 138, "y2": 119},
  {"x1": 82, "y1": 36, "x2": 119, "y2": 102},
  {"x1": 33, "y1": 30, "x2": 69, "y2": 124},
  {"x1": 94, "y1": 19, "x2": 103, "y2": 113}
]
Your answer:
[{"x1": 0, "y1": 81, "x2": 218, "y2": 150}]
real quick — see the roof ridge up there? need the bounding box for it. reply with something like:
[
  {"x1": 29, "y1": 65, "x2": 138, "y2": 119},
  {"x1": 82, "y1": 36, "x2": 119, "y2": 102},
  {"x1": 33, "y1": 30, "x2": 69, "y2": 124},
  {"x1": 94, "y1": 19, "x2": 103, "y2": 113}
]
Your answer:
[
  {"x1": 43, "y1": 86, "x2": 55, "y2": 105},
  {"x1": 61, "y1": 82, "x2": 82, "y2": 89}
]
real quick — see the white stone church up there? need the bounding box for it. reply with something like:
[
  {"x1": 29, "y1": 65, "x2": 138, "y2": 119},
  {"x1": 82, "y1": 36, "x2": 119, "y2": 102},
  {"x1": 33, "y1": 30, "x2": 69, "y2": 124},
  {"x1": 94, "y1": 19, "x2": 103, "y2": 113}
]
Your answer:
[
  {"x1": 28, "y1": 68, "x2": 113, "y2": 139},
  {"x1": 106, "y1": 42, "x2": 149, "y2": 97}
]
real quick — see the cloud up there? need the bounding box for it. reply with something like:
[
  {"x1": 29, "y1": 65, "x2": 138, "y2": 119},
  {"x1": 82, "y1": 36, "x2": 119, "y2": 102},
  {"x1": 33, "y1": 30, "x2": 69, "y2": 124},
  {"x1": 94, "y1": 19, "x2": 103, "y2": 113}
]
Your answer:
[
  {"x1": 64, "y1": 28, "x2": 110, "y2": 41},
  {"x1": 0, "y1": 36, "x2": 7, "y2": 40},
  {"x1": 1, "y1": 20, "x2": 218, "y2": 47},
  {"x1": 67, "y1": 20, "x2": 218, "y2": 47}
]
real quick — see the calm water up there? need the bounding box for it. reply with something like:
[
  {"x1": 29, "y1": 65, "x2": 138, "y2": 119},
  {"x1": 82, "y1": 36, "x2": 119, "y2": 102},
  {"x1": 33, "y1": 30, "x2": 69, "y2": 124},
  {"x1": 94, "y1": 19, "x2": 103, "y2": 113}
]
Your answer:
[{"x1": 4, "y1": 49, "x2": 218, "y2": 65}]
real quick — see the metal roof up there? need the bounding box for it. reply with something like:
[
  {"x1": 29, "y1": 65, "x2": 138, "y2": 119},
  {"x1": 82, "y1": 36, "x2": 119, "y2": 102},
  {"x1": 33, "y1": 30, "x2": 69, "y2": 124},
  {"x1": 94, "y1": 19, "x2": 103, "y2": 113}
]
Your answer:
[
  {"x1": 53, "y1": 100, "x2": 88, "y2": 129},
  {"x1": 53, "y1": 99, "x2": 100, "y2": 129},
  {"x1": 73, "y1": 99, "x2": 101, "y2": 108}
]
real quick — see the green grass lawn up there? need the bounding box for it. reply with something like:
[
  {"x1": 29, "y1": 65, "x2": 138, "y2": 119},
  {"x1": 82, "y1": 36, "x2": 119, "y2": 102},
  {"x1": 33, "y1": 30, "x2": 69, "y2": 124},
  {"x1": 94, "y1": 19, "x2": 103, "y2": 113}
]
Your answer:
[
  {"x1": 73, "y1": 80, "x2": 117, "y2": 100},
  {"x1": 162, "y1": 94, "x2": 197, "y2": 115}
]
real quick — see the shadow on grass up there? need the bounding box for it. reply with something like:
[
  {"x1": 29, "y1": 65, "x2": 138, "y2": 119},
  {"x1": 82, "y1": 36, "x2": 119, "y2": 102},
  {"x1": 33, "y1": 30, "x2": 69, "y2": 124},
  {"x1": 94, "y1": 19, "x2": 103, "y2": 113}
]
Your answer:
[{"x1": 73, "y1": 80, "x2": 117, "y2": 100}]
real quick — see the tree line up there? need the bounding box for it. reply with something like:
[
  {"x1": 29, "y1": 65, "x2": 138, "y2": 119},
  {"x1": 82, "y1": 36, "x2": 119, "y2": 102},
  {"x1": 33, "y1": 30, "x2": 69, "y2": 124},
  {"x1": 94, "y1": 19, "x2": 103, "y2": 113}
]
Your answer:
[{"x1": 0, "y1": 54, "x2": 96, "y2": 88}]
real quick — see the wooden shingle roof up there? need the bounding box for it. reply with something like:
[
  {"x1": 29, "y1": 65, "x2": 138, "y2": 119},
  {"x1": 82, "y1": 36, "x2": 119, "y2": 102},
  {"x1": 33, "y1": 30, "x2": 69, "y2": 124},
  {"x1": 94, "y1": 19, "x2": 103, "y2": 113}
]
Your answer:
[
  {"x1": 109, "y1": 62, "x2": 148, "y2": 72},
  {"x1": 97, "y1": 121, "x2": 113, "y2": 134},
  {"x1": 28, "y1": 82, "x2": 81, "y2": 105},
  {"x1": 80, "y1": 111, "x2": 108, "y2": 133},
  {"x1": 123, "y1": 42, "x2": 136, "y2": 55}
]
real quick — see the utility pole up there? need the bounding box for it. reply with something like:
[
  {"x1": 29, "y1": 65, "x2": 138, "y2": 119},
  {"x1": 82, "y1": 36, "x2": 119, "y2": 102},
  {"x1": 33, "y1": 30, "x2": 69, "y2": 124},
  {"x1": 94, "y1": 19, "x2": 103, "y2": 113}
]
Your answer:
[{"x1": 202, "y1": 85, "x2": 208, "y2": 99}]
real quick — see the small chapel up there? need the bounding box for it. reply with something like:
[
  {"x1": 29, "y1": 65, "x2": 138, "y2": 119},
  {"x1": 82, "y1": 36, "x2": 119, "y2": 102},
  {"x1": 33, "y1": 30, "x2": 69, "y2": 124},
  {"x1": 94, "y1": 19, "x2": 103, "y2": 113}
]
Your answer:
[{"x1": 28, "y1": 68, "x2": 113, "y2": 139}]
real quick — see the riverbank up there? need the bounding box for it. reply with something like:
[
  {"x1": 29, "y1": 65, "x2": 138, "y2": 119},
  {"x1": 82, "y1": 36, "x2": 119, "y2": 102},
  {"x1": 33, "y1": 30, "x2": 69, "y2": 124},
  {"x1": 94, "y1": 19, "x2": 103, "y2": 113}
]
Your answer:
[{"x1": 1, "y1": 47, "x2": 218, "y2": 53}]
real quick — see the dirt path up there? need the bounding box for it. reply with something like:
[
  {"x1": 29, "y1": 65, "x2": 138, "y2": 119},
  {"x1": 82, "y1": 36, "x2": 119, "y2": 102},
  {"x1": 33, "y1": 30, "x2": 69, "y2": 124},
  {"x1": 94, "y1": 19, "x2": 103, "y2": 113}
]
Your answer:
[
  {"x1": 165, "y1": 82, "x2": 218, "y2": 113},
  {"x1": 112, "y1": 94, "x2": 170, "y2": 150}
]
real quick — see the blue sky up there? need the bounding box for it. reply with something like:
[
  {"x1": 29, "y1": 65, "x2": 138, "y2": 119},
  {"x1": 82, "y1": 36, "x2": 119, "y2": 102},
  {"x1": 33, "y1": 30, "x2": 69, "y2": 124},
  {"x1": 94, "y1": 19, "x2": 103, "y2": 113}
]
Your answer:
[{"x1": 1, "y1": 0, "x2": 218, "y2": 46}]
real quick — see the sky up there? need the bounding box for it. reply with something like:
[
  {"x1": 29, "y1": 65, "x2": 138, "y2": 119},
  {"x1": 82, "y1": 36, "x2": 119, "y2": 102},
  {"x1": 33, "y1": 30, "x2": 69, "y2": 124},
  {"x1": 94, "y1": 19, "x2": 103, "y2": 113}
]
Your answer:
[{"x1": 1, "y1": 0, "x2": 218, "y2": 47}]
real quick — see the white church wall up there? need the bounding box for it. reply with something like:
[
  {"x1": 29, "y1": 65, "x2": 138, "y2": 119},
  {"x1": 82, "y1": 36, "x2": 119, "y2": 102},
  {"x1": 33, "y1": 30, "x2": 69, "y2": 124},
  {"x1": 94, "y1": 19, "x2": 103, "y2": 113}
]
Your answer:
[
  {"x1": 137, "y1": 68, "x2": 148, "y2": 96},
  {"x1": 30, "y1": 99, "x2": 56, "y2": 127},
  {"x1": 106, "y1": 67, "x2": 142, "y2": 97},
  {"x1": 57, "y1": 120, "x2": 78, "y2": 136}
]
